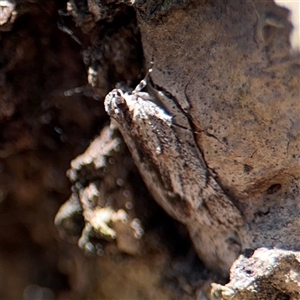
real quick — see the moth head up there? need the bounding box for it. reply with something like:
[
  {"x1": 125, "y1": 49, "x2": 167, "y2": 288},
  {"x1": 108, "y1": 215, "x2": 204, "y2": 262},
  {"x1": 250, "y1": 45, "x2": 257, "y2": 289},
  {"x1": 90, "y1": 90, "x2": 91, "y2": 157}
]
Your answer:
[{"x1": 104, "y1": 89, "x2": 128, "y2": 116}]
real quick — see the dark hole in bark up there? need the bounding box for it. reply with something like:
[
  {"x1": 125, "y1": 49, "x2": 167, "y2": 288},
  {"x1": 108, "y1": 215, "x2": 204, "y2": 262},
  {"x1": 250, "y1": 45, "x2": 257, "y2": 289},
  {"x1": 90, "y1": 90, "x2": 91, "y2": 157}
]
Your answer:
[
  {"x1": 254, "y1": 208, "x2": 270, "y2": 217},
  {"x1": 243, "y1": 248, "x2": 254, "y2": 258},
  {"x1": 243, "y1": 164, "x2": 253, "y2": 173},
  {"x1": 266, "y1": 183, "x2": 282, "y2": 195},
  {"x1": 262, "y1": 25, "x2": 276, "y2": 44},
  {"x1": 275, "y1": 293, "x2": 290, "y2": 300},
  {"x1": 245, "y1": 269, "x2": 253, "y2": 275}
]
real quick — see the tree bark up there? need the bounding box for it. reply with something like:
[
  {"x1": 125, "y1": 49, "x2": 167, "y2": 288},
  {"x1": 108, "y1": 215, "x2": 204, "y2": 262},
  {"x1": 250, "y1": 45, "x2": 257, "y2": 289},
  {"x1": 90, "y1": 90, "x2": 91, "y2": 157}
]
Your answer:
[
  {"x1": 102, "y1": 0, "x2": 300, "y2": 274},
  {"x1": 1, "y1": 0, "x2": 299, "y2": 299}
]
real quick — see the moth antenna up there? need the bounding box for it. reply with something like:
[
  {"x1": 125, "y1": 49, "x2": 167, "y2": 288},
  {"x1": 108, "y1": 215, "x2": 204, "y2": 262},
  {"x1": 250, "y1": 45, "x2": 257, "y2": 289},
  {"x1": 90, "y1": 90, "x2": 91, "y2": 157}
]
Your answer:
[{"x1": 133, "y1": 60, "x2": 154, "y2": 94}]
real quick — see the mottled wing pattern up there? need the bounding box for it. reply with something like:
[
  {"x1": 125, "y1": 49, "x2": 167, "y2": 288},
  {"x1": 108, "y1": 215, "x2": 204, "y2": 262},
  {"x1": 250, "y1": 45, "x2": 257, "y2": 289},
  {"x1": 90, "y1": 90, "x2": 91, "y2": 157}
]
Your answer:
[{"x1": 104, "y1": 87, "x2": 243, "y2": 228}]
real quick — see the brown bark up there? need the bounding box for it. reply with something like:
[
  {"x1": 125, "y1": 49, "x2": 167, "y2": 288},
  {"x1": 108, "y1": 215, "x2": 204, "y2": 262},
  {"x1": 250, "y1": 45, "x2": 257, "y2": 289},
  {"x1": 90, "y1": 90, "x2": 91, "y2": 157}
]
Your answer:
[
  {"x1": 133, "y1": 0, "x2": 300, "y2": 272},
  {"x1": 0, "y1": 0, "x2": 299, "y2": 299}
]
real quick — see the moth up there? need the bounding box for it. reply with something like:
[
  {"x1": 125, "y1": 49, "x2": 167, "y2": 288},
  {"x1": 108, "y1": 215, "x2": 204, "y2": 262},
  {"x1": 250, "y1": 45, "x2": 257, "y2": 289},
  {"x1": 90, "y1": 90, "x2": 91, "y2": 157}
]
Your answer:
[{"x1": 104, "y1": 65, "x2": 244, "y2": 272}]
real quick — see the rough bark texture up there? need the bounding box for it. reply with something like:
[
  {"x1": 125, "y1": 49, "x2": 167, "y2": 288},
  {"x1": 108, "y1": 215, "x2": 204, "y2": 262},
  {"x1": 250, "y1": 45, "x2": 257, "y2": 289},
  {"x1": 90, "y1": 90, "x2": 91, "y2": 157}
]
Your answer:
[
  {"x1": 211, "y1": 248, "x2": 300, "y2": 300},
  {"x1": 129, "y1": 0, "x2": 300, "y2": 273},
  {"x1": 0, "y1": 0, "x2": 299, "y2": 299}
]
